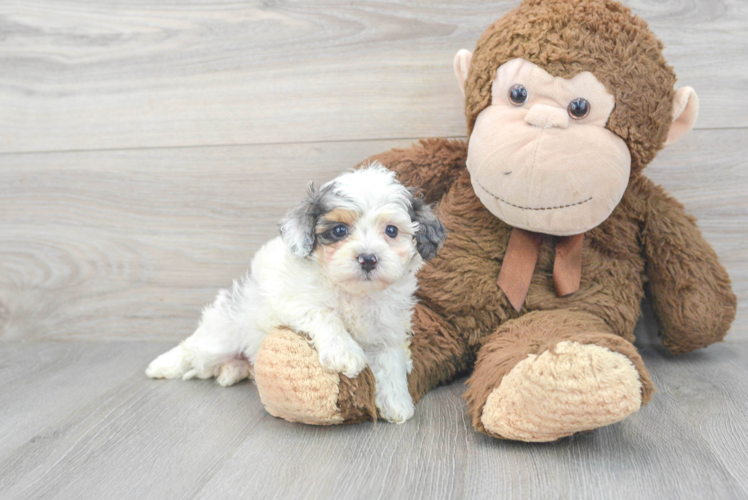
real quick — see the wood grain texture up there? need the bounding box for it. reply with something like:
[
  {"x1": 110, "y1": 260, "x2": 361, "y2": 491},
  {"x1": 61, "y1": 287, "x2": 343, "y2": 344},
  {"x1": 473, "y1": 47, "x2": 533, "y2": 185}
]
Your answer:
[
  {"x1": 0, "y1": 337, "x2": 747, "y2": 500},
  {"x1": 0, "y1": 1, "x2": 746, "y2": 497},
  {"x1": 0, "y1": 342, "x2": 267, "y2": 500},
  {"x1": 0, "y1": 139, "x2": 411, "y2": 340},
  {"x1": 1, "y1": 0, "x2": 746, "y2": 153},
  {"x1": 0, "y1": 342, "x2": 168, "y2": 456},
  {"x1": 1, "y1": 131, "x2": 745, "y2": 342}
]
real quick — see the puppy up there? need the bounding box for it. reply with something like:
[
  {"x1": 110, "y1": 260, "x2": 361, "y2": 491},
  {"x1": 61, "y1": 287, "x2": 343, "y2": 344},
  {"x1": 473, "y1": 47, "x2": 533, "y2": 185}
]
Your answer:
[{"x1": 146, "y1": 163, "x2": 446, "y2": 423}]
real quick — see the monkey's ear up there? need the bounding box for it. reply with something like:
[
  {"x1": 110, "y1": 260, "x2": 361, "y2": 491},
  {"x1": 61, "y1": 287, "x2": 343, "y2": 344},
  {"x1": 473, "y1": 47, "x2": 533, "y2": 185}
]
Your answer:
[
  {"x1": 409, "y1": 195, "x2": 447, "y2": 261},
  {"x1": 453, "y1": 49, "x2": 473, "y2": 97},
  {"x1": 279, "y1": 182, "x2": 327, "y2": 259},
  {"x1": 664, "y1": 87, "x2": 699, "y2": 147}
]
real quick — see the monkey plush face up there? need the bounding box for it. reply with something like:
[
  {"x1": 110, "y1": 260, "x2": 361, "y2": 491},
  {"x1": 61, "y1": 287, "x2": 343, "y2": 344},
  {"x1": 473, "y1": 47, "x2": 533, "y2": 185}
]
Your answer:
[
  {"x1": 466, "y1": 58, "x2": 630, "y2": 236},
  {"x1": 454, "y1": 0, "x2": 700, "y2": 236}
]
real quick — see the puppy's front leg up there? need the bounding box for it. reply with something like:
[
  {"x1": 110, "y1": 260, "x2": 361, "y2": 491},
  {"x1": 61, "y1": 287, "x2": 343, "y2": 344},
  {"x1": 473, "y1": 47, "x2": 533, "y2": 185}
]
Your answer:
[
  {"x1": 296, "y1": 312, "x2": 367, "y2": 379},
  {"x1": 369, "y1": 344, "x2": 415, "y2": 424}
]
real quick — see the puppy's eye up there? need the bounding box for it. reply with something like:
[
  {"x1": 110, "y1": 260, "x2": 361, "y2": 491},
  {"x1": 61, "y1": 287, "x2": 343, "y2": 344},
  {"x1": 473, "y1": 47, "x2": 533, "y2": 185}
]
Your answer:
[
  {"x1": 385, "y1": 225, "x2": 398, "y2": 238},
  {"x1": 332, "y1": 224, "x2": 348, "y2": 239},
  {"x1": 509, "y1": 84, "x2": 528, "y2": 106}
]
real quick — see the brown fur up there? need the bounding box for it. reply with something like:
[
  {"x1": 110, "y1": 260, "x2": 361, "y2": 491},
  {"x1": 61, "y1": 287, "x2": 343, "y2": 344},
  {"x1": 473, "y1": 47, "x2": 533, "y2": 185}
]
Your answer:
[
  {"x1": 365, "y1": 138, "x2": 467, "y2": 205},
  {"x1": 638, "y1": 178, "x2": 738, "y2": 353},
  {"x1": 253, "y1": 0, "x2": 736, "y2": 440},
  {"x1": 407, "y1": 303, "x2": 475, "y2": 402},
  {"x1": 318, "y1": 208, "x2": 359, "y2": 227},
  {"x1": 363, "y1": 135, "x2": 733, "y2": 435},
  {"x1": 338, "y1": 367, "x2": 379, "y2": 423}
]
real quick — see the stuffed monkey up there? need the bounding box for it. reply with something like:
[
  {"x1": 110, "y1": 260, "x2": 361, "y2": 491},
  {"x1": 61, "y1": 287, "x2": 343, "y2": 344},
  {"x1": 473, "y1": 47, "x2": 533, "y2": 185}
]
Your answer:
[{"x1": 251, "y1": 0, "x2": 736, "y2": 441}]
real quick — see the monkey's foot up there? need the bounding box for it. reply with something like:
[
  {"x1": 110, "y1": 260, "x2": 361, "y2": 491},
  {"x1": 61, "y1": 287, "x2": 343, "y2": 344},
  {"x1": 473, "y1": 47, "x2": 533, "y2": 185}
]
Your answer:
[
  {"x1": 481, "y1": 341, "x2": 643, "y2": 442},
  {"x1": 253, "y1": 328, "x2": 377, "y2": 425}
]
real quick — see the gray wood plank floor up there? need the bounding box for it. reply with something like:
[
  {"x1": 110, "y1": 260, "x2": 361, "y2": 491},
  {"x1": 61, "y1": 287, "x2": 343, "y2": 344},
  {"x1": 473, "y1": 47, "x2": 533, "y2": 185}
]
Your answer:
[
  {"x1": 1, "y1": 327, "x2": 748, "y2": 499},
  {"x1": 1, "y1": 0, "x2": 747, "y2": 498}
]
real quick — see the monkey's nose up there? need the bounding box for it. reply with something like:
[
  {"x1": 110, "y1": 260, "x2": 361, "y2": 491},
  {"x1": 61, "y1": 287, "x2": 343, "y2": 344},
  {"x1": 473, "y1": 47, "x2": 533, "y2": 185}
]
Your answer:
[
  {"x1": 524, "y1": 104, "x2": 569, "y2": 129},
  {"x1": 358, "y1": 254, "x2": 378, "y2": 272}
]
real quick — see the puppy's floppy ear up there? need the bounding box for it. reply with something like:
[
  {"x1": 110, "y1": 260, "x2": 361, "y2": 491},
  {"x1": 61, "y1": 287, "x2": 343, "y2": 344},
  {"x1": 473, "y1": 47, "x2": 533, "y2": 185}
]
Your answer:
[
  {"x1": 409, "y1": 192, "x2": 447, "y2": 260},
  {"x1": 279, "y1": 182, "x2": 331, "y2": 258}
]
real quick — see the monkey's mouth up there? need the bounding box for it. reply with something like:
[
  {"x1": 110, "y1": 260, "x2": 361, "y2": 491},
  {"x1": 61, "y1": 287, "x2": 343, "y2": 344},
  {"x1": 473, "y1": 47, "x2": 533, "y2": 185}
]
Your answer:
[{"x1": 477, "y1": 180, "x2": 592, "y2": 211}]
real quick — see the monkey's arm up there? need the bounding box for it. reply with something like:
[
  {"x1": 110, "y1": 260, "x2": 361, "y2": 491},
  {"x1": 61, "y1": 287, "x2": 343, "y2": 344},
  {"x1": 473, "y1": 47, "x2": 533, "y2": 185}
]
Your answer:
[
  {"x1": 363, "y1": 138, "x2": 467, "y2": 204},
  {"x1": 640, "y1": 177, "x2": 737, "y2": 354}
]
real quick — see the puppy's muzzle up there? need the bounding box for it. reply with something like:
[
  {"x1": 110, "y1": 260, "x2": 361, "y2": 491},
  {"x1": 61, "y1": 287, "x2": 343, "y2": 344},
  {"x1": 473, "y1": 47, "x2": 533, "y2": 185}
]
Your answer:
[{"x1": 357, "y1": 254, "x2": 378, "y2": 272}]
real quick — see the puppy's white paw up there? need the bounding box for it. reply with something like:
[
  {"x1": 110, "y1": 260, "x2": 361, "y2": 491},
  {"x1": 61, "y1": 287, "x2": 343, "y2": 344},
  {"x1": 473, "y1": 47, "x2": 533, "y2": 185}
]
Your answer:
[
  {"x1": 216, "y1": 358, "x2": 252, "y2": 387},
  {"x1": 317, "y1": 336, "x2": 367, "y2": 378},
  {"x1": 146, "y1": 345, "x2": 191, "y2": 379},
  {"x1": 182, "y1": 364, "x2": 218, "y2": 381},
  {"x1": 376, "y1": 389, "x2": 415, "y2": 424}
]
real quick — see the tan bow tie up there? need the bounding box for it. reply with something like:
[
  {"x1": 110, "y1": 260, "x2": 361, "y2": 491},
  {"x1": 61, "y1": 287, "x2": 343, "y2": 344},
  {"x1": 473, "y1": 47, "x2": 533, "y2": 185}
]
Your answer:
[{"x1": 497, "y1": 228, "x2": 584, "y2": 312}]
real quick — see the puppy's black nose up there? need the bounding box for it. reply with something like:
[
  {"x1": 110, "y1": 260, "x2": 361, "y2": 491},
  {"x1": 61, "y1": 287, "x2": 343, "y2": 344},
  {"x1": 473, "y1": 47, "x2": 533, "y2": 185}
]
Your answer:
[{"x1": 358, "y1": 254, "x2": 378, "y2": 272}]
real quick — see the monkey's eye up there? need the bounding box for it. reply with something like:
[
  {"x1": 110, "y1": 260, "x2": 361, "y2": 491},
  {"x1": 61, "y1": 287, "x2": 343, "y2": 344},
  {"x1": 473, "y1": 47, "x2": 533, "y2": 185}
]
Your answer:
[
  {"x1": 385, "y1": 225, "x2": 399, "y2": 238},
  {"x1": 568, "y1": 98, "x2": 591, "y2": 119},
  {"x1": 508, "y1": 84, "x2": 528, "y2": 106},
  {"x1": 331, "y1": 224, "x2": 348, "y2": 239}
]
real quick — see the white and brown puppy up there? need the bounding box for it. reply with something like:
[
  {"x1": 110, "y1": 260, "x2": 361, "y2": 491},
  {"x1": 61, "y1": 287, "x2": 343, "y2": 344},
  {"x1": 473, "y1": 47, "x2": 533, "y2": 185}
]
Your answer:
[{"x1": 146, "y1": 163, "x2": 446, "y2": 423}]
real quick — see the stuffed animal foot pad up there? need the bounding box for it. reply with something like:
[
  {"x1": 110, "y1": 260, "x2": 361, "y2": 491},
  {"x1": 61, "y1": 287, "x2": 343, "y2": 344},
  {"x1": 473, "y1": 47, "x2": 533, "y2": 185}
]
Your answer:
[
  {"x1": 481, "y1": 341, "x2": 643, "y2": 442},
  {"x1": 254, "y1": 328, "x2": 377, "y2": 425},
  {"x1": 254, "y1": 328, "x2": 345, "y2": 425}
]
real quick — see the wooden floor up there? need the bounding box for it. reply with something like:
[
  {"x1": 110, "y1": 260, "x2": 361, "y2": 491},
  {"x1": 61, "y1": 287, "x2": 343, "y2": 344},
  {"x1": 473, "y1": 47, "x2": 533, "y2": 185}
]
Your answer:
[
  {"x1": 2, "y1": 317, "x2": 748, "y2": 499},
  {"x1": 1, "y1": 1, "x2": 747, "y2": 499}
]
